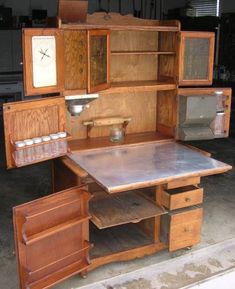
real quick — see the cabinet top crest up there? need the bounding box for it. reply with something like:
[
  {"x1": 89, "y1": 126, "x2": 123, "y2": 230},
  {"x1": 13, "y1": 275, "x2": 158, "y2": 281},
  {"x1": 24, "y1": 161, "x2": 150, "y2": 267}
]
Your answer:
[{"x1": 58, "y1": 12, "x2": 181, "y2": 32}]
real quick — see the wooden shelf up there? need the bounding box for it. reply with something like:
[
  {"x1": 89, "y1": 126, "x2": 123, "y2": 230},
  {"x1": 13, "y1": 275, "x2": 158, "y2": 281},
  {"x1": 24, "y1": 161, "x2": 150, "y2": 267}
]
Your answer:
[
  {"x1": 23, "y1": 216, "x2": 91, "y2": 246},
  {"x1": 100, "y1": 80, "x2": 177, "y2": 94},
  {"x1": 90, "y1": 190, "x2": 166, "y2": 229},
  {"x1": 90, "y1": 223, "x2": 153, "y2": 260},
  {"x1": 111, "y1": 51, "x2": 176, "y2": 56},
  {"x1": 68, "y1": 132, "x2": 173, "y2": 153}
]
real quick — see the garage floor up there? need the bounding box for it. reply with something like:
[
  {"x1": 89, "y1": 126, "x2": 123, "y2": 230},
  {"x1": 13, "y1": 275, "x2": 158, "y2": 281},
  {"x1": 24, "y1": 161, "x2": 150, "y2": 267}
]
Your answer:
[{"x1": 0, "y1": 126, "x2": 234, "y2": 289}]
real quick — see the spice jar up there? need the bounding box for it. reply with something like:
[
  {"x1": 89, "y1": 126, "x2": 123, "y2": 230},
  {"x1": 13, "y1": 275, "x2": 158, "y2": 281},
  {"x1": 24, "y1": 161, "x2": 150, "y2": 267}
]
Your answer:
[
  {"x1": 110, "y1": 126, "x2": 124, "y2": 143},
  {"x1": 24, "y1": 139, "x2": 34, "y2": 163},
  {"x1": 15, "y1": 141, "x2": 26, "y2": 166},
  {"x1": 32, "y1": 137, "x2": 43, "y2": 160},
  {"x1": 57, "y1": 132, "x2": 68, "y2": 154},
  {"x1": 50, "y1": 134, "x2": 59, "y2": 156},
  {"x1": 42, "y1": 136, "x2": 52, "y2": 158}
]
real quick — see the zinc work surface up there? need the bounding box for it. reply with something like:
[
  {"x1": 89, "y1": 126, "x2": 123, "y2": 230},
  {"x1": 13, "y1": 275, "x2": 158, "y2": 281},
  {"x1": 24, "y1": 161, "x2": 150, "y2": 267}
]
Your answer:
[{"x1": 68, "y1": 142, "x2": 232, "y2": 193}]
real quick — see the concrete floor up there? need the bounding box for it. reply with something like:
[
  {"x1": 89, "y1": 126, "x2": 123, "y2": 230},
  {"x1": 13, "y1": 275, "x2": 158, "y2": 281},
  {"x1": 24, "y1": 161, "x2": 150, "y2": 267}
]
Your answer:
[{"x1": 0, "y1": 126, "x2": 234, "y2": 289}]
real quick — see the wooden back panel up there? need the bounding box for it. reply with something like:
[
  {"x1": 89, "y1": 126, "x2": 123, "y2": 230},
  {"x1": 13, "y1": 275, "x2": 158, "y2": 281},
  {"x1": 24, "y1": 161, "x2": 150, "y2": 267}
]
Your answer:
[
  {"x1": 158, "y1": 32, "x2": 179, "y2": 82},
  {"x1": 13, "y1": 187, "x2": 91, "y2": 289},
  {"x1": 3, "y1": 97, "x2": 66, "y2": 168},
  {"x1": 66, "y1": 92, "x2": 157, "y2": 139}
]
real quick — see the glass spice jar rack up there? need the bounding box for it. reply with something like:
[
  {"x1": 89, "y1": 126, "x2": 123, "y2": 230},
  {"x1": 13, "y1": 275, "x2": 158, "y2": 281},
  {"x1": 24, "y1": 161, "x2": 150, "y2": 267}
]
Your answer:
[{"x1": 11, "y1": 132, "x2": 72, "y2": 167}]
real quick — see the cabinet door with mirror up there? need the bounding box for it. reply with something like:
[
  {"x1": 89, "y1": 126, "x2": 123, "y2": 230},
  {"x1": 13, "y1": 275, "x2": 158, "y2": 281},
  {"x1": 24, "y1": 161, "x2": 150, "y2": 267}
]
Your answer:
[{"x1": 179, "y1": 31, "x2": 215, "y2": 86}]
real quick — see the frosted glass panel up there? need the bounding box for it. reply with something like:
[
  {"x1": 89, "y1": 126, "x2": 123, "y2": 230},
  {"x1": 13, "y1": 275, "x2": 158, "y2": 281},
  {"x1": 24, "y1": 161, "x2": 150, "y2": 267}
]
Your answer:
[{"x1": 184, "y1": 38, "x2": 209, "y2": 80}]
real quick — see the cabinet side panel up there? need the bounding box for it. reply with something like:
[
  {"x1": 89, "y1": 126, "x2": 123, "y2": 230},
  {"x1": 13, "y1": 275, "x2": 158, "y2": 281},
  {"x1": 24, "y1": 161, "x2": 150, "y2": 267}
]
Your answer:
[{"x1": 157, "y1": 90, "x2": 177, "y2": 137}]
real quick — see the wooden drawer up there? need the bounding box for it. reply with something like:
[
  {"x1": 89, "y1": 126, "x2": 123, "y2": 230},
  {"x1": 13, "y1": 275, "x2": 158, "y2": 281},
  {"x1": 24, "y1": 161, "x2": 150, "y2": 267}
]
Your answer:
[
  {"x1": 161, "y1": 207, "x2": 203, "y2": 252},
  {"x1": 162, "y1": 185, "x2": 203, "y2": 210}
]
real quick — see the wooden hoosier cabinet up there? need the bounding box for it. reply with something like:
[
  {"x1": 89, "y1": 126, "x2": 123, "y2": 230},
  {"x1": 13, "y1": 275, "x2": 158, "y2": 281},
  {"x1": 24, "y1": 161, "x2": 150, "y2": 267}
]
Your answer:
[{"x1": 3, "y1": 13, "x2": 232, "y2": 289}]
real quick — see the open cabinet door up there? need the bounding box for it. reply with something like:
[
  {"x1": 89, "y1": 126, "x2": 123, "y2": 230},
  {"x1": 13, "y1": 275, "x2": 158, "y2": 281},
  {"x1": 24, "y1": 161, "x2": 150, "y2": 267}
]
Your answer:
[
  {"x1": 23, "y1": 28, "x2": 64, "y2": 96},
  {"x1": 87, "y1": 29, "x2": 111, "y2": 93},
  {"x1": 3, "y1": 97, "x2": 70, "y2": 169},
  {"x1": 13, "y1": 186, "x2": 92, "y2": 289},
  {"x1": 179, "y1": 31, "x2": 215, "y2": 86}
]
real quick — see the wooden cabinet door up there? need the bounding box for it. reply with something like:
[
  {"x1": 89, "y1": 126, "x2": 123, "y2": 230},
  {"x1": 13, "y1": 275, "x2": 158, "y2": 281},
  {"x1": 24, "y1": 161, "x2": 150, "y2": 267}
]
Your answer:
[
  {"x1": 3, "y1": 97, "x2": 68, "y2": 169},
  {"x1": 13, "y1": 186, "x2": 92, "y2": 289},
  {"x1": 179, "y1": 32, "x2": 215, "y2": 86},
  {"x1": 87, "y1": 29, "x2": 110, "y2": 93},
  {"x1": 23, "y1": 28, "x2": 64, "y2": 96}
]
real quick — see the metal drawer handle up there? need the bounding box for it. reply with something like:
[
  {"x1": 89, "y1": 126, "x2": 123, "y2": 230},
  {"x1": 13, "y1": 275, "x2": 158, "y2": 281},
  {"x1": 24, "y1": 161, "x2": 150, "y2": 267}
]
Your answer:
[{"x1": 185, "y1": 197, "x2": 191, "y2": 202}]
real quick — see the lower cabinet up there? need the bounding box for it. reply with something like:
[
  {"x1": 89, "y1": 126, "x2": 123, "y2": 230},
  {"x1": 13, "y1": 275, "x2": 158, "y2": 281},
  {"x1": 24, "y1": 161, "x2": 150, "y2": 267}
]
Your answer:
[
  {"x1": 161, "y1": 179, "x2": 204, "y2": 252},
  {"x1": 13, "y1": 161, "x2": 205, "y2": 288}
]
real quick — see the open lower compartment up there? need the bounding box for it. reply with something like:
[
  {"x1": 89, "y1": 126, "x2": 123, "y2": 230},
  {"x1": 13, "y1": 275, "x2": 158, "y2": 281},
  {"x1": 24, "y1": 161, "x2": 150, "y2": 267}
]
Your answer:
[{"x1": 90, "y1": 222, "x2": 154, "y2": 260}]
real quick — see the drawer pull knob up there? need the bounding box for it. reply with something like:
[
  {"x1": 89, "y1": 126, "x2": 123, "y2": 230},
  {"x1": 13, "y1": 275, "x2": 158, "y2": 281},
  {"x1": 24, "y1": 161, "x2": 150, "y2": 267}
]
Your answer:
[
  {"x1": 184, "y1": 227, "x2": 189, "y2": 233},
  {"x1": 185, "y1": 197, "x2": 191, "y2": 202}
]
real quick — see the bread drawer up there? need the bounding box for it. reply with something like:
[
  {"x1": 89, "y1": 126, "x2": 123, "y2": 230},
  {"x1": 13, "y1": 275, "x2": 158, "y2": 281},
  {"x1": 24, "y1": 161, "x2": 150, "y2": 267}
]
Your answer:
[
  {"x1": 162, "y1": 185, "x2": 203, "y2": 210},
  {"x1": 161, "y1": 207, "x2": 203, "y2": 252}
]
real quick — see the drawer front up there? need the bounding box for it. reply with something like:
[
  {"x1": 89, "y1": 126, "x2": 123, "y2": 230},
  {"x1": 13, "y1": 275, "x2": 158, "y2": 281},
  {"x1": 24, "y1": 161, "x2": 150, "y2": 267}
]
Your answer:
[
  {"x1": 166, "y1": 176, "x2": 200, "y2": 189},
  {"x1": 162, "y1": 185, "x2": 203, "y2": 210},
  {"x1": 169, "y1": 207, "x2": 203, "y2": 251}
]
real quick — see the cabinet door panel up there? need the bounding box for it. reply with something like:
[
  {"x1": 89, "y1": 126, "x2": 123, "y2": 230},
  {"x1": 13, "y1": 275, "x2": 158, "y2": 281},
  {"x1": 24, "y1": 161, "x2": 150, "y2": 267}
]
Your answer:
[
  {"x1": 88, "y1": 29, "x2": 110, "y2": 93},
  {"x1": 3, "y1": 97, "x2": 67, "y2": 169},
  {"x1": 23, "y1": 28, "x2": 64, "y2": 96},
  {"x1": 13, "y1": 187, "x2": 92, "y2": 289},
  {"x1": 179, "y1": 32, "x2": 215, "y2": 86}
]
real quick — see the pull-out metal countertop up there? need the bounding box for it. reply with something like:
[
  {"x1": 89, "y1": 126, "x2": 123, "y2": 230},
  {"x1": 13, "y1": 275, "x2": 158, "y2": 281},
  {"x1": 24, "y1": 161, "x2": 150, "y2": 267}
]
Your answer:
[{"x1": 68, "y1": 142, "x2": 232, "y2": 194}]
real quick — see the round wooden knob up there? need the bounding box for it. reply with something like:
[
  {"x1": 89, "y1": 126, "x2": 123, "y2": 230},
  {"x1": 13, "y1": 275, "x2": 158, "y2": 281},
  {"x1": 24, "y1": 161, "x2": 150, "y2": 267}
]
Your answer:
[{"x1": 185, "y1": 197, "x2": 191, "y2": 202}]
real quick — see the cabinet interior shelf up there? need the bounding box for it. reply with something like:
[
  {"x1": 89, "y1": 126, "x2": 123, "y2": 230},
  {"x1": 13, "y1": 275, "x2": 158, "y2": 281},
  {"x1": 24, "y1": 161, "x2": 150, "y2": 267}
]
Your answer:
[
  {"x1": 23, "y1": 215, "x2": 91, "y2": 246},
  {"x1": 90, "y1": 190, "x2": 166, "y2": 229},
  {"x1": 90, "y1": 223, "x2": 153, "y2": 259},
  {"x1": 100, "y1": 80, "x2": 177, "y2": 94},
  {"x1": 111, "y1": 51, "x2": 176, "y2": 56}
]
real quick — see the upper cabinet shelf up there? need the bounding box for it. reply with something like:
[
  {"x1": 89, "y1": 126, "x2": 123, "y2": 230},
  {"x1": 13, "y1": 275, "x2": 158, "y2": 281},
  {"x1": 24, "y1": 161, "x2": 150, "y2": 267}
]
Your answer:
[
  {"x1": 111, "y1": 51, "x2": 176, "y2": 56},
  {"x1": 100, "y1": 80, "x2": 177, "y2": 94}
]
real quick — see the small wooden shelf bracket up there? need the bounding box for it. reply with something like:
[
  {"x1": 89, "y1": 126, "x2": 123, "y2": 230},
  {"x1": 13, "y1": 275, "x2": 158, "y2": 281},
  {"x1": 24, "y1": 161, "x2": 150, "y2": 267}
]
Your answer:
[{"x1": 83, "y1": 117, "x2": 132, "y2": 139}]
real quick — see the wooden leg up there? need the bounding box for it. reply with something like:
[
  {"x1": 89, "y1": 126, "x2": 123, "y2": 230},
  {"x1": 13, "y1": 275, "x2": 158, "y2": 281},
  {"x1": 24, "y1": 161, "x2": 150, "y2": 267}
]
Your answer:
[{"x1": 80, "y1": 269, "x2": 88, "y2": 279}]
